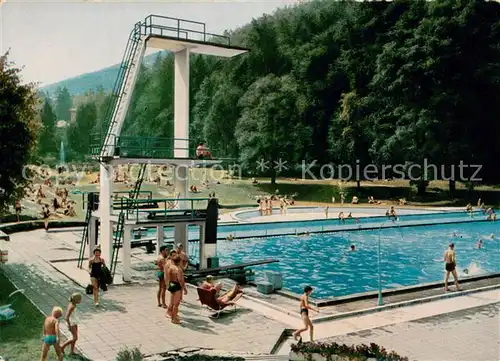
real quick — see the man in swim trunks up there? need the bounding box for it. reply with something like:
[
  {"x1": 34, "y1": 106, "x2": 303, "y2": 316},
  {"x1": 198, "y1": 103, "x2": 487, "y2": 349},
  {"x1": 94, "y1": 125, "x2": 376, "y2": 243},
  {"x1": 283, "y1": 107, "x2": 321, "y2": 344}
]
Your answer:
[
  {"x1": 292, "y1": 286, "x2": 319, "y2": 343},
  {"x1": 40, "y1": 306, "x2": 63, "y2": 361},
  {"x1": 166, "y1": 255, "x2": 187, "y2": 324},
  {"x1": 156, "y1": 246, "x2": 168, "y2": 308},
  {"x1": 444, "y1": 243, "x2": 461, "y2": 292}
]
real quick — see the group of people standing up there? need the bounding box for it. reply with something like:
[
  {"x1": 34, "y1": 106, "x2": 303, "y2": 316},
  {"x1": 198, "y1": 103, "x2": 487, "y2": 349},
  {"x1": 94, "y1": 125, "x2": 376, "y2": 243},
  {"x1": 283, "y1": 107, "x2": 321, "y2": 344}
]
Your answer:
[
  {"x1": 156, "y1": 243, "x2": 189, "y2": 324},
  {"x1": 257, "y1": 196, "x2": 295, "y2": 216}
]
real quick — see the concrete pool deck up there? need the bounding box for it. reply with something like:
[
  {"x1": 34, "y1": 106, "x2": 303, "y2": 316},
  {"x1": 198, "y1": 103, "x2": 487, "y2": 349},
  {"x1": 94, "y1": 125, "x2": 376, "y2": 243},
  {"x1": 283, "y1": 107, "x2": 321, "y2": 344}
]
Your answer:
[
  {"x1": 1, "y1": 227, "x2": 499, "y2": 360},
  {"x1": 220, "y1": 205, "x2": 457, "y2": 223}
]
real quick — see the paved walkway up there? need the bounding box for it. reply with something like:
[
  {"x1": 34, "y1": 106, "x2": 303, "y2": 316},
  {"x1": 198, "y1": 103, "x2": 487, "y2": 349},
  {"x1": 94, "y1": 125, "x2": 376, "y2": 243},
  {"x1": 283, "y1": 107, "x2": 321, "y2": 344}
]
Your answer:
[
  {"x1": 2, "y1": 228, "x2": 499, "y2": 361},
  {"x1": 1, "y1": 229, "x2": 288, "y2": 360},
  {"x1": 319, "y1": 302, "x2": 500, "y2": 361}
]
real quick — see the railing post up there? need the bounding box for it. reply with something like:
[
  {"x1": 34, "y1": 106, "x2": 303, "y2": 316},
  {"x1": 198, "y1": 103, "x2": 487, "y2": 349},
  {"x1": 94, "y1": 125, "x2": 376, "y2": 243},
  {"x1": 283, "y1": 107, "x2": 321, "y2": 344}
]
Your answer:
[{"x1": 177, "y1": 19, "x2": 180, "y2": 38}]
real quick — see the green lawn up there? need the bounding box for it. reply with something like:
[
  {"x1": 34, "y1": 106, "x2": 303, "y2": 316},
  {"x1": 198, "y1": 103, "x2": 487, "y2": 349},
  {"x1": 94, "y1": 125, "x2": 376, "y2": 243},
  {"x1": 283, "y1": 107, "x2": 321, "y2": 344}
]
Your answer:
[
  {"x1": 0, "y1": 271, "x2": 46, "y2": 360},
  {"x1": 0, "y1": 272, "x2": 91, "y2": 361},
  {"x1": 7, "y1": 167, "x2": 500, "y2": 224}
]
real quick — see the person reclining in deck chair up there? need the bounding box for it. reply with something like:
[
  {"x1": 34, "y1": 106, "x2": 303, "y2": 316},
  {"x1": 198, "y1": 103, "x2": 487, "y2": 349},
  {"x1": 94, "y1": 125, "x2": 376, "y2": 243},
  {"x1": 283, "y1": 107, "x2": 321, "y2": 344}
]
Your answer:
[
  {"x1": 201, "y1": 275, "x2": 223, "y2": 296},
  {"x1": 216, "y1": 283, "x2": 244, "y2": 306}
]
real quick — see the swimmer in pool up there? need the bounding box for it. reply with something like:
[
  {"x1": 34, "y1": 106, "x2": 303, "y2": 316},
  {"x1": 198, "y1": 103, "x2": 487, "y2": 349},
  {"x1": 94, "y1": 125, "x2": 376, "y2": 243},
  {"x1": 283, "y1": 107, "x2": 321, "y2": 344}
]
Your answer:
[
  {"x1": 444, "y1": 243, "x2": 461, "y2": 292},
  {"x1": 477, "y1": 239, "x2": 483, "y2": 249},
  {"x1": 292, "y1": 286, "x2": 319, "y2": 343},
  {"x1": 350, "y1": 244, "x2": 356, "y2": 251}
]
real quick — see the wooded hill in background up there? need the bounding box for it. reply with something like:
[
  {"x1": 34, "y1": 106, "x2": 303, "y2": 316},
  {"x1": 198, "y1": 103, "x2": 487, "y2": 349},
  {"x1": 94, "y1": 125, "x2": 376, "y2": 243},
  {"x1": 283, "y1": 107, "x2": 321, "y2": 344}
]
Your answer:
[{"x1": 37, "y1": 0, "x2": 500, "y2": 194}]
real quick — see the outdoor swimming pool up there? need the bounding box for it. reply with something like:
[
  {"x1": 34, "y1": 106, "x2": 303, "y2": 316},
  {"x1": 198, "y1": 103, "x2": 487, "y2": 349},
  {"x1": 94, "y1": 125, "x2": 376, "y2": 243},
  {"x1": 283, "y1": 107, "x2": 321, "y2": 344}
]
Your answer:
[
  {"x1": 154, "y1": 209, "x2": 486, "y2": 240},
  {"x1": 215, "y1": 220, "x2": 500, "y2": 299}
]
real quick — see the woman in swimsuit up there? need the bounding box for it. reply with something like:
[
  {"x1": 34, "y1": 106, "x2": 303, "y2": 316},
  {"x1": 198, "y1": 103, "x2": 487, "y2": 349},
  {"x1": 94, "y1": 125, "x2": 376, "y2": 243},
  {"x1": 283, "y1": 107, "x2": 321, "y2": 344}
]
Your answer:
[
  {"x1": 156, "y1": 246, "x2": 168, "y2": 308},
  {"x1": 166, "y1": 255, "x2": 187, "y2": 324},
  {"x1": 61, "y1": 293, "x2": 82, "y2": 355},
  {"x1": 444, "y1": 243, "x2": 461, "y2": 292},
  {"x1": 292, "y1": 286, "x2": 319, "y2": 342},
  {"x1": 42, "y1": 205, "x2": 50, "y2": 231},
  {"x1": 89, "y1": 248, "x2": 105, "y2": 306}
]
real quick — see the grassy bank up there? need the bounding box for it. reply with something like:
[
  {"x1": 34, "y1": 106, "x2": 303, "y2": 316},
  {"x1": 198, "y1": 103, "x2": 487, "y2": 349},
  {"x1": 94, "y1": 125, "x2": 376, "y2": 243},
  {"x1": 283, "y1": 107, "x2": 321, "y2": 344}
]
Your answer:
[
  {"x1": 5, "y1": 167, "x2": 500, "y2": 223},
  {"x1": 0, "y1": 271, "x2": 47, "y2": 361}
]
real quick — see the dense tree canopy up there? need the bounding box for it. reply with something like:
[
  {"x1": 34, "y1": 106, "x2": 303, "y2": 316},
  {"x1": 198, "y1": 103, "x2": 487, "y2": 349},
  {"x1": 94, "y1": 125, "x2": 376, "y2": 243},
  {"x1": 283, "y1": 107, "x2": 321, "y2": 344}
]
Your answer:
[
  {"x1": 0, "y1": 52, "x2": 40, "y2": 213},
  {"x1": 41, "y1": 0, "x2": 500, "y2": 192},
  {"x1": 38, "y1": 99, "x2": 57, "y2": 156}
]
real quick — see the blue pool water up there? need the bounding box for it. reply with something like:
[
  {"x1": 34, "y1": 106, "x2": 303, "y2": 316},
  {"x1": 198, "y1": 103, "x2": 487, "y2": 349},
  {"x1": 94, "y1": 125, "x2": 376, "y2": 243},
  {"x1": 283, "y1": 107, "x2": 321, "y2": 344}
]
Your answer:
[{"x1": 214, "y1": 221, "x2": 500, "y2": 299}]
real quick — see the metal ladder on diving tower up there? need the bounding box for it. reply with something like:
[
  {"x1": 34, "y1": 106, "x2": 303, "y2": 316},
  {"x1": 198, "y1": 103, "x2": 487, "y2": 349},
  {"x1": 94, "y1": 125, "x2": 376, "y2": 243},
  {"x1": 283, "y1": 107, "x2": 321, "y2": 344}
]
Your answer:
[
  {"x1": 78, "y1": 22, "x2": 147, "y2": 272},
  {"x1": 100, "y1": 22, "x2": 146, "y2": 158}
]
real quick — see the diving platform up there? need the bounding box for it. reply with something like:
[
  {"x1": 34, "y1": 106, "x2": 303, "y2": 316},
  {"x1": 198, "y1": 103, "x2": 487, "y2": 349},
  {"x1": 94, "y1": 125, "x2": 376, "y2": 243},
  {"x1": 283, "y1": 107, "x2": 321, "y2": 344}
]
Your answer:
[
  {"x1": 81, "y1": 14, "x2": 248, "y2": 282},
  {"x1": 143, "y1": 15, "x2": 247, "y2": 57}
]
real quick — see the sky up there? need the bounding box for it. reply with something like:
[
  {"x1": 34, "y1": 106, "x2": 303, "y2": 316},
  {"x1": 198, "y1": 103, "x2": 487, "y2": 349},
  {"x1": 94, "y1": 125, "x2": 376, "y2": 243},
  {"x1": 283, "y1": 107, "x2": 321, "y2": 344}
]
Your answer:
[{"x1": 0, "y1": 0, "x2": 302, "y2": 86}]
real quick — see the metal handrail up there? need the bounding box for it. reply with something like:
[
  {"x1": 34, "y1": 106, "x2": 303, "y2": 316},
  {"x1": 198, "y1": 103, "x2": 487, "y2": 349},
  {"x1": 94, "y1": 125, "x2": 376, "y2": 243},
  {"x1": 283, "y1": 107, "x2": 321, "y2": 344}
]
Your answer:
[
  {"x1": 115, "y1": 196, "x2": 211, "y2": 222},
  {"x1": 100, "y1": 23, "x2": 142, "y2": 154},
  {"x1": 97, "y1": 14, "x2": 239, "y2": 157},
  {"x1": 143, "y1": 14, "x2": 229, "y2": 46}
]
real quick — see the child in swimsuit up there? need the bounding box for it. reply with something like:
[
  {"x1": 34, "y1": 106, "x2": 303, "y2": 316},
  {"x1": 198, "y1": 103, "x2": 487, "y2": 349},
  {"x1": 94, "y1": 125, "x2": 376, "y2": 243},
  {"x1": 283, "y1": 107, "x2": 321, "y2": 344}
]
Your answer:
[
  {"x1": 292, "y1": 286, "x2": 319, "y2": 343},
  {"x1": 61, "y1": 293, "x2": 82, "y2": 355},
  {"x1": 40, "y1": 306, "x2": 64, "y2": 361}
]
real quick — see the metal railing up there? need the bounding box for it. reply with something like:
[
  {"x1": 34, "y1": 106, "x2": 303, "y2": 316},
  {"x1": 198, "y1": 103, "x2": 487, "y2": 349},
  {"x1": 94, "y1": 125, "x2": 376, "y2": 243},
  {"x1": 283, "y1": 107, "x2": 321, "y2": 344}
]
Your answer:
[
  {"x1": 90, "y1": 134, "x2": 224, "y2": 159},
  {"x1": 100, "y1": 22, "x2": 143, "y2": 152},
  {"x1": 80, "y1": 190, "x2": 153, "y2": 209},
  {"x1": 95, "y1": 14, "x2": 242, "y2": 158},
  {"x1": 143, "y1": 14, "x2": 231, "y2": 46},
  {"x1": 113, "y1": 196, "x2": 211, "y2": 222}
]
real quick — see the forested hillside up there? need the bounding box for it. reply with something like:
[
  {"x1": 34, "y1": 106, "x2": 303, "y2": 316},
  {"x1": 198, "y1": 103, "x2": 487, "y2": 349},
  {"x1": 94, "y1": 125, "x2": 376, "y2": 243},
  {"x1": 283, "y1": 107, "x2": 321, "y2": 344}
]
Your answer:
[
  {"x1": 39, "y1": 0, "x2": 500, "y2": 193},
  {"x1": 41, "y1": 51, "x2": 166, "y2": 96}
]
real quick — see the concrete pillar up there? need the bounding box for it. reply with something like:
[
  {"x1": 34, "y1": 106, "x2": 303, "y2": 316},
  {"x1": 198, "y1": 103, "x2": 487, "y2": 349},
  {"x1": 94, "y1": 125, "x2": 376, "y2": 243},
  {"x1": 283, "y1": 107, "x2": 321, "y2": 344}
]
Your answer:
[
  {"x1": 173, "y1": 165, "x2": 189, "y2": 209},
  {"x1": 173, "y1": 164, "x2": 188, "y2": 251},
  {"x1": 122, "y1": 226, "x2": 132, "y2": 282},
  {"x1": 174, "y1": 224, "x2": 188, "y2": 252},
  {"x1": 99, "y1": 163, "x2": 113, "y2": 263},
  {"x1": 173, "y1": 47, "x2": 190, "y2": 260},
  {"x1": 174, "y1": 48, "x2": 190, "y2": 159},
  {"x1": 156, "y1": 225, "x2": 164, "y2": 256},
  {"x1": 87, "y1": 216, "x2": 98, "y2": 261},
  {"x1": 204, "y1": 243, "x2": 217, "y2": 268},
  {"x1": 199, "y1": 224, "x2": 206, "y2": 269}
]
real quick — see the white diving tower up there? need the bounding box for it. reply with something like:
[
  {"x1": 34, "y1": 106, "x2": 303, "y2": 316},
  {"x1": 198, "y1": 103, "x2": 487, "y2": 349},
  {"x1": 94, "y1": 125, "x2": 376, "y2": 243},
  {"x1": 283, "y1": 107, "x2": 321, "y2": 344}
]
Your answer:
[{"x1": 84, "y1": 15, "x2": 248, "y2": 281}]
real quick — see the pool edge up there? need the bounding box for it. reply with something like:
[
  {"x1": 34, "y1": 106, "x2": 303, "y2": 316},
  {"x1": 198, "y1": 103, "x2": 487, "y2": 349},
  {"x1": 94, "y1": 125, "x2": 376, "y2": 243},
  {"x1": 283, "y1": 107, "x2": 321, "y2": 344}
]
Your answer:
[{"x1": 312, "y1": 283, "x2": 500, "y2": 324}]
